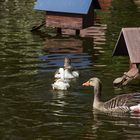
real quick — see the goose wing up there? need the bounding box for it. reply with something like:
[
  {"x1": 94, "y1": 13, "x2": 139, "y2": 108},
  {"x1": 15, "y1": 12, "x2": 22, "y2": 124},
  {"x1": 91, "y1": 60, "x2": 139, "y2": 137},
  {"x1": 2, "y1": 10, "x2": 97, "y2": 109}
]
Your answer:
[{"x1": 103, "y1": 92, "x2": 140, "y2": 112}]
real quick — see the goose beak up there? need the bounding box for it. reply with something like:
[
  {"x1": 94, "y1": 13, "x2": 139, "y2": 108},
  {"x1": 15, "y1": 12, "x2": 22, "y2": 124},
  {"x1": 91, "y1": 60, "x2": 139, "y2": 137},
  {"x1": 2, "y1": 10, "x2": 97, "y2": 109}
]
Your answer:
[{"x1": 82, "y1": 81, "x2": 90, "y2": 86}]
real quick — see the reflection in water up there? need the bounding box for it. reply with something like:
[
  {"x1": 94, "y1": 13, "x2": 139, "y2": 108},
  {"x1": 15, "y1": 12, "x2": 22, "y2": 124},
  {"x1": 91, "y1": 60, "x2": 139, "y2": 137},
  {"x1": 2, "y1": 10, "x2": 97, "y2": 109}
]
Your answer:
[
  {"x1": 92, "y1": 111, "x2": 140, "y2": 140},
  {"x1": 40, "y1": 37, "x2": 94, "y2": 71},
  {"x1": 40, "y1": 21, "x2": 107, "y2": 71},
  {"x1": 0, "y1": 0, "x2": 140, "y2": 139}
]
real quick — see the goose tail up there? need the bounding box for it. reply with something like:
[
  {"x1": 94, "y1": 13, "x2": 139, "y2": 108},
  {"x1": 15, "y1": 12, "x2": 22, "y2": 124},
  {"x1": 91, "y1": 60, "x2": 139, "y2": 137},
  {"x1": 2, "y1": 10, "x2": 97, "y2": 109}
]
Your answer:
[{"x1": 130, "y1": 104, "x2": 140, "y2": 113}]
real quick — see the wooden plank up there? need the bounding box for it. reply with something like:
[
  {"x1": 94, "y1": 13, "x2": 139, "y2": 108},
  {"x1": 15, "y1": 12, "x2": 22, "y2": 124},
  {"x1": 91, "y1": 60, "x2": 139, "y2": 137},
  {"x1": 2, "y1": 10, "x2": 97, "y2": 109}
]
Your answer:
[
  {"x1": 123, "y1": 28, "x2": 140, "y2": 63},
  {"x1": 113, "y1": 63, "x2": 140, "y2": 86},
  {"x1": 122, "y1": 66, "x2": 139, "y2": 85}
]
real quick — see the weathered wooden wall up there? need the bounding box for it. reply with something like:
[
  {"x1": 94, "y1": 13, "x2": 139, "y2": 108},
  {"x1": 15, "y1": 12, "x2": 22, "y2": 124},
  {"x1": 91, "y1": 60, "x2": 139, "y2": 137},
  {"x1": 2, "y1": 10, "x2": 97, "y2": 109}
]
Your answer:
[{"x1": 46, "y1": 12, "x2": 83, "y2": 29}]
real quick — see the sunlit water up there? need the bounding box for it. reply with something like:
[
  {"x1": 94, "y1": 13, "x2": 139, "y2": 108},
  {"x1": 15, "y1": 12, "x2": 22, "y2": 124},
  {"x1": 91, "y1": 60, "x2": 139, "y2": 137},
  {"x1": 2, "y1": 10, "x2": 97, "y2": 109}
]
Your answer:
[{"x1": 0, "y1": 0, "x2": 140, "y2": 139}]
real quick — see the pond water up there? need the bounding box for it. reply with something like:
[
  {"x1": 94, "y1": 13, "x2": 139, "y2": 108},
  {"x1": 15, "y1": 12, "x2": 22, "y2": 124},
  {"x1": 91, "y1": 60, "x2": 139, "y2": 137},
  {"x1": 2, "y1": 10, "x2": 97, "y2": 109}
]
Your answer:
[{"x1": 0, "y1": 0, "x2": 140, "y2": 139}]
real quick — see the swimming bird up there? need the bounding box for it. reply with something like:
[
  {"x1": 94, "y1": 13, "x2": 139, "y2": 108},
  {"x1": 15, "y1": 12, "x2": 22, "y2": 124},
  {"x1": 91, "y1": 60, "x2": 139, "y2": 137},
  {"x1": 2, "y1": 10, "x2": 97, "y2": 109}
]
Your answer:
[
  {"x1": 55, "y1": 67, "x2": 79, "y2": 79},
  {"x1": 54, "y1": 57, "x2": 79, "y2": 79},
  {"x1": 52, "y1": 78, "x2": 70, "y2": 90},
  {"x1": 52, "y1": 68, "x2": 70, "y2": 90},
  {"x1": 82, "y1": 77, "x2": 140, "y2": 113}
]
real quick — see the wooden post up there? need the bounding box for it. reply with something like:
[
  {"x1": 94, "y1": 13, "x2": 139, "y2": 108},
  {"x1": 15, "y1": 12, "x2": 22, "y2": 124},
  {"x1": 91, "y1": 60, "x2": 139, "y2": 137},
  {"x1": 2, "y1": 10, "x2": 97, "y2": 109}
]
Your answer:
[
  {"x1": 138, "y1": 64, "x2": 140, "y2": 72},
  {"x1": 57, "y1": 28, "x2": 62, "y2": 34},
  {"x1": 76, "y1": 29, "x2": 80, "y2": 36}
]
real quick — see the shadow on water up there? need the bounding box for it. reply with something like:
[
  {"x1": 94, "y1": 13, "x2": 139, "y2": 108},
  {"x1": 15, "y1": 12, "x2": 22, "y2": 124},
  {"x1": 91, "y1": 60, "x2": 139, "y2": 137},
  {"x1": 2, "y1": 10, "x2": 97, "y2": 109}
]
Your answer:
[{"x1": 0, "y1": 0, "x2": 140, "y2": 139}]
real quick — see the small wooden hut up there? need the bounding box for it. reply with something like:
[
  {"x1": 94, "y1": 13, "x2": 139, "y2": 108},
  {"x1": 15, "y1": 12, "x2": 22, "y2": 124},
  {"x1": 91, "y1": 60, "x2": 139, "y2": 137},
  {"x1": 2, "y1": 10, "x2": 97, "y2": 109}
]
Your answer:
[
  {"x1": 113, "y1": 28, "x2": 140, "y2": 86},
  {"x1": 34, "y1": 0, "x2": 101, "y2": 34}
]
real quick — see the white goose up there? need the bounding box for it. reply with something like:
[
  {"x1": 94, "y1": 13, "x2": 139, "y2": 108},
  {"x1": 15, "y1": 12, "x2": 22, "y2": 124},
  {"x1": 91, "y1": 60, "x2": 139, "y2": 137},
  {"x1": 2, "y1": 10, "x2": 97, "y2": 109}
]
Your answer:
[
  {"x1": 52, "y1": 68, "x2": 70, "y2": 90},
  {"x1": 52, "y1": 78, "x2": 70, "y2": 90},
  {"x1": 55, "y1": 68, "x2": 79, "y2": 79},
  {"x1": 54, "y1": 57, "x2": 79, "y2": 79}
]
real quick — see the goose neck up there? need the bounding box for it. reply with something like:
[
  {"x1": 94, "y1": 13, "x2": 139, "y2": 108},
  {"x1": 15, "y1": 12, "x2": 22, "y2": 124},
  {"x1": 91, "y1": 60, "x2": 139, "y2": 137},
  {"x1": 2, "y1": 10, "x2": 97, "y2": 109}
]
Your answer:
[{"x1": 93, "y1": 82, "x2": 102, "y2": 107}]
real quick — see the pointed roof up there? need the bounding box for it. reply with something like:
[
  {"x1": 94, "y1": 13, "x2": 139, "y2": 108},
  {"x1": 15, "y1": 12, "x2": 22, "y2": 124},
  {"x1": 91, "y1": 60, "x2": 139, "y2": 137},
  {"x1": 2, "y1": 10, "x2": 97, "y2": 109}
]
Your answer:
[
  {"x1": 113, "y1": 28, "x2": 140, "y2": 63},
  {"x1": 34, "y1": 0, "x2": 101, "y2": 14}
]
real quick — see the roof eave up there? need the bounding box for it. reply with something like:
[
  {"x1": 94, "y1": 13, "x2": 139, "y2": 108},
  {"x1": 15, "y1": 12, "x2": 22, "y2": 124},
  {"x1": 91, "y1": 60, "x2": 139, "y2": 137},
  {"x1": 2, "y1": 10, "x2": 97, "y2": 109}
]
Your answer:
[
  {"x1": 112, "y1": 30, "x2": 129, "y2": 57},
  {"x1": 34, "y1": 8, "x2": 88, "y2": 15}
]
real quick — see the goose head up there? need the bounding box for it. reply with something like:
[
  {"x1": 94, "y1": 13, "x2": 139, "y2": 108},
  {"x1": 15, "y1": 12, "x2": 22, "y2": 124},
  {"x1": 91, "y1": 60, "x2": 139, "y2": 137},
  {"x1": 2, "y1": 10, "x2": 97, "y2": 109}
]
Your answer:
[
  {"x1": 64, "y1": 57, "x2": 72, "y2": 69},
  {"x1": 83, "y1": 77, "x2": 101, "y2": 87},
  {"x1": 83, "y1": 77, "x2": 102, "y2": 108}
]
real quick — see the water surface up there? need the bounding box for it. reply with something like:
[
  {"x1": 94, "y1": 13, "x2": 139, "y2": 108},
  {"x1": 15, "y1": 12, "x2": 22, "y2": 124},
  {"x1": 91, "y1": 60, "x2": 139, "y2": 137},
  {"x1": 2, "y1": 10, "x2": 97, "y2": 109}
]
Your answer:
[{"x1": 0, "y1": 0, "x2": 140, "y2": 139}]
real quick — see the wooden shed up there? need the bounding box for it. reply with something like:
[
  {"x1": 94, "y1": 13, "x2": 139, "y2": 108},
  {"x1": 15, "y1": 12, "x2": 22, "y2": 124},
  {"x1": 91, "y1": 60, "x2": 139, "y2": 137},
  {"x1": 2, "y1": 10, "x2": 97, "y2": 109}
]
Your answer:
[
  {"x1": 34, "y1": 0, "x2": 101, "y2": 33},
  {"x1": 113, "y1": 28, "x2": 140, "y2": 86}
]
